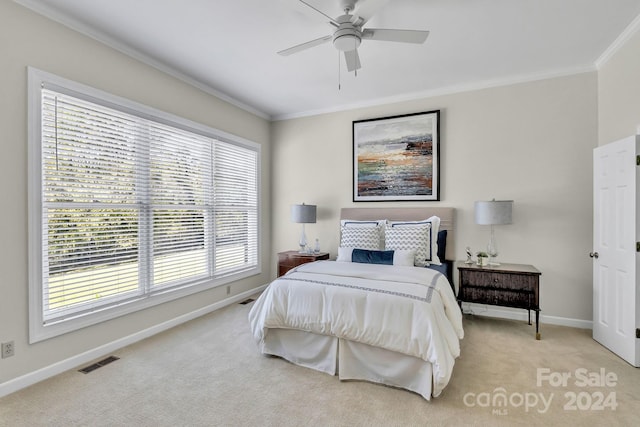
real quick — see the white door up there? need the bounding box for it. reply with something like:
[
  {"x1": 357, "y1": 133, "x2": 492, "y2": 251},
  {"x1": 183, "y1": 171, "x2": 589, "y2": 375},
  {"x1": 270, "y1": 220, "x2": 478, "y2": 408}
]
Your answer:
[{"x1": 592, "y1": 134, "x2": 639, "y2": 367}]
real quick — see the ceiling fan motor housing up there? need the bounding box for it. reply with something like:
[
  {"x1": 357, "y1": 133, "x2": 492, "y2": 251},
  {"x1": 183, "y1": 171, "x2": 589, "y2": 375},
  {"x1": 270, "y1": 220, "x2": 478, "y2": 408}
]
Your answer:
[{"x1": 333, "y1": 15, "x2": 362, "y2": 51}]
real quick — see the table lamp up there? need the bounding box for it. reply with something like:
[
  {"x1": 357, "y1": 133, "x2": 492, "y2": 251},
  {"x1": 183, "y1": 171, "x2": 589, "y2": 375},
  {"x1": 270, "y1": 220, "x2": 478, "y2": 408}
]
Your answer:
[
  {"x1": 474, "y1": 199, "x2": 513, "y2": 266},
  {"x1": 291, "y1": 203, "x2": 316, "y2": 253}
]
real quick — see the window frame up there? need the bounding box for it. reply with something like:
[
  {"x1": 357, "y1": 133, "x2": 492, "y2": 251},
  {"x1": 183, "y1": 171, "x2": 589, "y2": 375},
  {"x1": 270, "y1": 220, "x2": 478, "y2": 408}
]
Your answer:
[{"x1": 28, "y1": 67, "x2": 261, "y2": 343}]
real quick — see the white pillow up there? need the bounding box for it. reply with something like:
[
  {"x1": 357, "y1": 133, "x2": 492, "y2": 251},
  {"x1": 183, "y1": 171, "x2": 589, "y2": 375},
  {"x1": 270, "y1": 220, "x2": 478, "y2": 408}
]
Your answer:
[
  {"x1": 336, "y1": 247, "x2": 354, "y2": 262},
  {"x1": 426, "y1": 215, "x2": 441, "y2": 264},
  {"x1": 385, "y1": 216, "x2": 441, "y2": 266},
  {"x1": 393, "y1": 249, "x2": 417, "y2": 267},
  {"x1": 340, "y1": 219, "x2": 385, "y2": 250}
]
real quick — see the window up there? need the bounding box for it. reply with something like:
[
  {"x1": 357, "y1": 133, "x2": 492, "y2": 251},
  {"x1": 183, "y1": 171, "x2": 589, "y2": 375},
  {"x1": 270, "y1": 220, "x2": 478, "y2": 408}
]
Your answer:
[{"x1": 28, "y1": 68, "x2": 260, "y2": 342}]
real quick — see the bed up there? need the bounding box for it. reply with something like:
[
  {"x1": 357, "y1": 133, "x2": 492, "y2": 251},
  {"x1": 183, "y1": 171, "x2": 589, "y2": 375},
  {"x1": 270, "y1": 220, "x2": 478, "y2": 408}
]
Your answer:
[{"x1": 248, "y1": 207, "x2": 463, "y2": 400}]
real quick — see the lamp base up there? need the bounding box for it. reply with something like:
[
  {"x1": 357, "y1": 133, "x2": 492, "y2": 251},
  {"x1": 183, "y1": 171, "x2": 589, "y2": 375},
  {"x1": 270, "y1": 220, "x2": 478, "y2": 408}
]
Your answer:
[
  {"x1": 298, "y1": 224, "x2": 307, "y2": 253},
  {"x1": 486, "y1": 226, "x2": 500, "y2": 267}
]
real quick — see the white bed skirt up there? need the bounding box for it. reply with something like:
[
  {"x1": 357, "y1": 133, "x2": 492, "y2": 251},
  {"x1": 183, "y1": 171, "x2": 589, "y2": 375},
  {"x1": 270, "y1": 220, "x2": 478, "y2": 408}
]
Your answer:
[
  {"x1": 261, "y1": 328, "x2": 434, "y2": 400},
  {"x1": 263, "y1": 329, "x2": 338, "y2": 375}
]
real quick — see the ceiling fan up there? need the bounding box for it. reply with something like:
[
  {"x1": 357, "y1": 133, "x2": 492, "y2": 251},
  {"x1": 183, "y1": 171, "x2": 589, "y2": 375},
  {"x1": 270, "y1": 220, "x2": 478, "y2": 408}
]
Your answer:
[{"x1": 278, "y1": 0, "x2": 429, "y2": 72}]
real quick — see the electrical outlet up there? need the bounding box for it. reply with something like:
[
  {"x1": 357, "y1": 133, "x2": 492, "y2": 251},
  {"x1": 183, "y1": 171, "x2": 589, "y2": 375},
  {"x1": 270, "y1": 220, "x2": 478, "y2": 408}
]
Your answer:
[{"x1": 1, "y1": 341, "x2": 15, "y2": 358}]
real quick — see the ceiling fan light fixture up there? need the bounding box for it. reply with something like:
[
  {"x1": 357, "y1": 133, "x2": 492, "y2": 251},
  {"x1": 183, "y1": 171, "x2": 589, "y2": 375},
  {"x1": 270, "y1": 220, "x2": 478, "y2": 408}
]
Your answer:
[
  {"x1": 333, "y1": 32, "x2": 361, "y2": 51},
  {"x1": 332, "y1": 13, "x2": 362, "y2": 52}
]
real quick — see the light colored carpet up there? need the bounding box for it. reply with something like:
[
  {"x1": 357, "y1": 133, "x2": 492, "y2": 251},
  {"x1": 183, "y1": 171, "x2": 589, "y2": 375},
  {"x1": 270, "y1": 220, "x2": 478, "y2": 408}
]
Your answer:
[{"x1": 1, "y1": 299, "x2": 638, "y2": 427}]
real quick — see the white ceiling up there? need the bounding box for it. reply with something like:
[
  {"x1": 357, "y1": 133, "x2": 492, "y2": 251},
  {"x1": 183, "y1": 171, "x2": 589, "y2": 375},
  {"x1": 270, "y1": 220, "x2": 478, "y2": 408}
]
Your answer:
[{"x1": 17, "y1": 0, "x2": 640, "y2": 120}]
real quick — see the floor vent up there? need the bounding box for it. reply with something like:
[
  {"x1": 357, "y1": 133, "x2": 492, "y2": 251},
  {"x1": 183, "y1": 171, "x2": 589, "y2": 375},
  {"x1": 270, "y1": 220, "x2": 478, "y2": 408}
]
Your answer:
[
  {"x1": 79, "y1": 356, "x2": 120, "y2": 374},
  {"x1": 239, "y1": 298, "x2": 255, "y2": 305}
]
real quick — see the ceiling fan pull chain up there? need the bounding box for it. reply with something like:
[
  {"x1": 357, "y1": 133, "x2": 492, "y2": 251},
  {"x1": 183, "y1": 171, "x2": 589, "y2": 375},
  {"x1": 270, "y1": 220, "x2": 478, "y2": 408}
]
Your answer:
[
  {"x1": 354, "y1": 37, "x2": 358, "y2": 77},
  {"x1": 338, "y1": 51, "x2": 341, "y2": 90}
]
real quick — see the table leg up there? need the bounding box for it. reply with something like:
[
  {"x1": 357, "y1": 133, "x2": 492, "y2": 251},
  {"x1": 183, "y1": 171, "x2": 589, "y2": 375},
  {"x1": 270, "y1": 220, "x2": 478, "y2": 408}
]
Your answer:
[{"x1": 535, "y1": 309, "x2": 541, "y2": 340}]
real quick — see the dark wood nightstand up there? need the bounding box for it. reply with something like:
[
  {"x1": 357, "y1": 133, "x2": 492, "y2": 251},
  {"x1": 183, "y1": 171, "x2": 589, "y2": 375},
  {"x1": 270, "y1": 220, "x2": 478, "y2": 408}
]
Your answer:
[
  {"x1": 457, "y1": 262, "x2": 542, "y2": 340},
  {"x1": 278, "y1": 251, "x2": 330, "y2": 277}
]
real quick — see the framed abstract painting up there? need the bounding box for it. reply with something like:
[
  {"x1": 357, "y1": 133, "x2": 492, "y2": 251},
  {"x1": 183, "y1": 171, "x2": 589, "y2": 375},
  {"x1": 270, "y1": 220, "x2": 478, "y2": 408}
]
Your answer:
[{"x1": 353, "y1": 110, "x2": 440, "y2": 201}]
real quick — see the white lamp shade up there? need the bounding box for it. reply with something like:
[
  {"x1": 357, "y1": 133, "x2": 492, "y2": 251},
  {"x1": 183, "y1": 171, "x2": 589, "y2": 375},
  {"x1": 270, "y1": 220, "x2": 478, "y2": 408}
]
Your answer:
[
  {"x1": 474, "y1": 200, "x2": 513, "y2": 225},
  {"x1": 291, "y1": 204, "x2": 316, "y2": 224}
]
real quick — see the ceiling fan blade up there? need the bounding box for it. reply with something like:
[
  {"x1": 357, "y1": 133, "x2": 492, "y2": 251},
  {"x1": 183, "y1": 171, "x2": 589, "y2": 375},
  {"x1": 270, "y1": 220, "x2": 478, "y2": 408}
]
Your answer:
[
  {"x1": 362, "y1": 28, "x2": 429, "y2": 44},
  {"x1": 298, "y1": 0, "x2": 339, "y2": 27},
  {"x1": 352, "y1": 0, "x2": 391, "y2": 26},
  {"x1": 278, "y1": 35, "x2": 332, "y2": 56},
  {"x1": 344, "y1": 49, "x2": 361, "y2": 72}
]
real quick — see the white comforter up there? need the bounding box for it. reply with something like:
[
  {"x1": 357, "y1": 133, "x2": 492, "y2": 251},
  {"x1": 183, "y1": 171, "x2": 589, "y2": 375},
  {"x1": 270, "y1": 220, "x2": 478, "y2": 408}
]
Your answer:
[{"x1": 248, "y1": 260, "x2": 464, "y2": 397}]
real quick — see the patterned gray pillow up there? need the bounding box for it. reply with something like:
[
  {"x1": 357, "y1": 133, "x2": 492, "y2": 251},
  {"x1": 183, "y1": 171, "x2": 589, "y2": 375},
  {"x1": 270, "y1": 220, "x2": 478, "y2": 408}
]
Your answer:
[
  {"x1": 340, "y1": 226, "x2": 382, "y2": 250},
  {"x1": 385, "y1": 223, "x2": 432, "y2": 266}
]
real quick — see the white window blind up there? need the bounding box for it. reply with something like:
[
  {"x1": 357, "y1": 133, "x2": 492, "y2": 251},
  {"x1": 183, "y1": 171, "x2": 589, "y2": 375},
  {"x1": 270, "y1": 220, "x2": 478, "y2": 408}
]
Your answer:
[{"x1": 29, "y1": 69, "x2": 260, "y2": 340}]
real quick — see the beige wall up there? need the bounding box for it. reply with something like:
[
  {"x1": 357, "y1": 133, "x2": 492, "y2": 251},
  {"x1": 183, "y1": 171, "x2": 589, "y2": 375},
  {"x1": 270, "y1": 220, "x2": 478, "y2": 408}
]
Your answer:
[
  {"x1": 272, "y1": 72, "x2": 598, "y2": 324},
  {"x1": 598, "y1": 27, "x2": 640, "y2": 145},
  {"x1": 0, "y1": 2, "x2": 270, "y2": 385}
]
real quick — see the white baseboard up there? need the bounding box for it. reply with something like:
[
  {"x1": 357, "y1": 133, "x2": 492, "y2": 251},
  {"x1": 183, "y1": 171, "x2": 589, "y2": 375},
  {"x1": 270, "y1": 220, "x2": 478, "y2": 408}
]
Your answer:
[
  {"x1": 0, "y1": 285, "x2": 268, "y2": 398},
  {"x1": 461, "y1": 302, "x2": 593, "y2": 330}
]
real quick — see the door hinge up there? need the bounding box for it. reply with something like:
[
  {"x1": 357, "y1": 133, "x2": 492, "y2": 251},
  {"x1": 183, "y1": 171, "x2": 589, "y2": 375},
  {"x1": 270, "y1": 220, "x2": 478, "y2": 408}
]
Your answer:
[
  {"x1": 637, "y1": 328, "x2": 640, "y2": 339},
  {"x1": 637, "y1": 242, "x2": 640, "y2": 252},
  {"x1": 637, "y1": 155, "x2": 640, "y2": 165}
]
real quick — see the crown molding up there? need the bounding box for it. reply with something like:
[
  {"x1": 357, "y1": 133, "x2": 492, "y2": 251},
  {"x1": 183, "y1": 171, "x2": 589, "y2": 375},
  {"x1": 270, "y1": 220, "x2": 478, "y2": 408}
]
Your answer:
[{"x1": 595, "y1": 12, "x2": 640, "y2": 69}]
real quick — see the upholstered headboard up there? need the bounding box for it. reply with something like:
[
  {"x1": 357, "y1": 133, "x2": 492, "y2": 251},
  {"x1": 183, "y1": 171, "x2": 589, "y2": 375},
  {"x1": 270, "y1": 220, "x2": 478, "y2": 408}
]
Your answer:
[{"x1": 340, "y1": 207, "x2": 455, "y2": 260}]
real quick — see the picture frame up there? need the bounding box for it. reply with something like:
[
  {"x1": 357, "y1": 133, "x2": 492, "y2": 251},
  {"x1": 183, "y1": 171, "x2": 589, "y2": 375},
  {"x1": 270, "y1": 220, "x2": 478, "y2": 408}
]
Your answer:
[{"x1": 353, "y1": 110, "x2": 440, "y2": 202}]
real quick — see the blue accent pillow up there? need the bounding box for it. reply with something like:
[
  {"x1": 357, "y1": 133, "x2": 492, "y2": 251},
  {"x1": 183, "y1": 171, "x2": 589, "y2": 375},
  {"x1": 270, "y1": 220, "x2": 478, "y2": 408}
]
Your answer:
[
  {"x1": 352, "y1": 249, "x2": 395, "y2": 265},
  {"x1": 437, "y1": 230, "x2": 447, "y2": 261}
]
